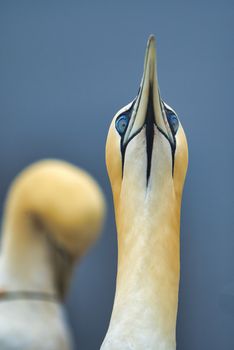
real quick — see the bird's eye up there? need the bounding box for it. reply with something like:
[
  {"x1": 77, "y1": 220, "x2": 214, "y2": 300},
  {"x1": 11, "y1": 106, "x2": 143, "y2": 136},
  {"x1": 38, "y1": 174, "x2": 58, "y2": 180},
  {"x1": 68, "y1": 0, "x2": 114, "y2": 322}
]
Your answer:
[
  {"x1": 167, "y1": 113, "x2": 179, "y2": 135},
  {"x1": 115, "y1": 115, "x2": 129, "y2": 135}
]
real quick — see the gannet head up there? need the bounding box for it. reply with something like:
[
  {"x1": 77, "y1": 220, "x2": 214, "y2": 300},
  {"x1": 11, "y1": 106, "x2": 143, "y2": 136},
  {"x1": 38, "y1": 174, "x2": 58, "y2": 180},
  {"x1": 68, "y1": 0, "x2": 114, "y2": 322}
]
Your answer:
[
  {"x1": 106, "y1": 35, "x2": 188, "y2": 214},
  {"x1": 2, "y1": 160, "x2": 106, "y2": 297}
]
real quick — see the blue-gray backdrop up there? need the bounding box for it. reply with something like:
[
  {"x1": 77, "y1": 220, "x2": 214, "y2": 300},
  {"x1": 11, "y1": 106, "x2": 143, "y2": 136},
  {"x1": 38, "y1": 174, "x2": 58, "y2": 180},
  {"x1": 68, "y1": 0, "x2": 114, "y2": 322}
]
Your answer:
[{"x1": 0, "y1": 1, "x2": 233, "y2": 349}]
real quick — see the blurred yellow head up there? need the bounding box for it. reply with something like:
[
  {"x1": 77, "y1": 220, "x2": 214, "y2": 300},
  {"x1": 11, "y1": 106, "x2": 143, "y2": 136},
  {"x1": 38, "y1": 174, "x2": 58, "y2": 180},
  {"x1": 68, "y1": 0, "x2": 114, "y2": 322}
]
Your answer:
[
  {"x1": 3, "y1": 160, "x2": 106, "y2": 258},
  {"x1": 2, "y1": 160, "x2": 106, "y2": 297}
]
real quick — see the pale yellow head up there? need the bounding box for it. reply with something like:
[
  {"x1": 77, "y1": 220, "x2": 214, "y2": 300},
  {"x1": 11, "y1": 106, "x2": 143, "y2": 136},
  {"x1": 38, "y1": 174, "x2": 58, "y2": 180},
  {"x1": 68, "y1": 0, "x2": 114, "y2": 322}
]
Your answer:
[{"x1": 106, "y1": 36, "x2": 188, "y2": 229}]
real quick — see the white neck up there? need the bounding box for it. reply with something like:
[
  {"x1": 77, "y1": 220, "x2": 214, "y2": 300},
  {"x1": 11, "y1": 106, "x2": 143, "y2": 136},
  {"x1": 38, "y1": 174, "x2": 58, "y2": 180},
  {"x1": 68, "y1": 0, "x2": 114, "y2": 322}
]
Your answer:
[
  {"x1": 101, "y1": 190, "x2": 180, "y2": 350},
  {"x1": 0, "y1": 227, "x2": 56, "y2": 294}
]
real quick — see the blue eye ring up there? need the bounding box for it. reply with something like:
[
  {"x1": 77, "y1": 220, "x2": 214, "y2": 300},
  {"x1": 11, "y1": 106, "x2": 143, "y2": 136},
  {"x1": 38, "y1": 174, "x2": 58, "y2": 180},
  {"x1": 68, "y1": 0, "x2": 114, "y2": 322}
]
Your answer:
[
  {"x1": 166, "y1": 113, "x2": 179, "y2": 135},
  {"x1": 115, "y1": 114, "x2": 129, "y2": 135}
]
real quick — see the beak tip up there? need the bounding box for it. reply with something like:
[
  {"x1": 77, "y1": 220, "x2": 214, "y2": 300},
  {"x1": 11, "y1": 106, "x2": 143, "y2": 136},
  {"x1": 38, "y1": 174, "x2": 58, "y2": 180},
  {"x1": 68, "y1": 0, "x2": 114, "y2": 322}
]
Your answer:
[
  {"x1": 144, "y1": 34, "x2": 156, "y2": 74},
  {"x1": 148, "y1": 34, "x2": 156, "y2": 47}
]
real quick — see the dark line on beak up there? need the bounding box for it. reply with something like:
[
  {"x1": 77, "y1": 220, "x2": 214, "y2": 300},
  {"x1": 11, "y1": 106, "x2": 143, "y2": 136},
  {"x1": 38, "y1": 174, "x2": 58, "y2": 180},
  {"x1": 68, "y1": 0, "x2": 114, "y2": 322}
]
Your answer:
[
  {"x1": 120, "y1": 88, "x2": 177, "y2": 180},
  {"x1": 145, "y1": 84, "x2": 155, "y2": 185}
]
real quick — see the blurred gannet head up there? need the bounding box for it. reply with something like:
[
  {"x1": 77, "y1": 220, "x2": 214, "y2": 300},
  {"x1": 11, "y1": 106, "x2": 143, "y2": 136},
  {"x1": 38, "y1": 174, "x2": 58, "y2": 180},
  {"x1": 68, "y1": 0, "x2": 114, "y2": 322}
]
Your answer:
[{"x1": 2, "y1": 160, "x2": 106, "y2": 297}]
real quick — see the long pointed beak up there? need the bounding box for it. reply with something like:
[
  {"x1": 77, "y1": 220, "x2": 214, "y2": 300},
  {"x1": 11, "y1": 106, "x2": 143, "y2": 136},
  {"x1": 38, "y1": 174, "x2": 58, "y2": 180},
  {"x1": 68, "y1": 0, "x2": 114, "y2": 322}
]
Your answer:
[{"x1": 123, "y1": 35, "x2": 172, "y2": 145}]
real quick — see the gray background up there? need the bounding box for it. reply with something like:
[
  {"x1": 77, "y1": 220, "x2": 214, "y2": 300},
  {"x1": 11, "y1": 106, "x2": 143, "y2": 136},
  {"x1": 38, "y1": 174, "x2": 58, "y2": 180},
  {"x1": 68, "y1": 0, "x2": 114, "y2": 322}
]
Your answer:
[{"x1": 0, "y1": 0, "x2": 233, "y2": 349}]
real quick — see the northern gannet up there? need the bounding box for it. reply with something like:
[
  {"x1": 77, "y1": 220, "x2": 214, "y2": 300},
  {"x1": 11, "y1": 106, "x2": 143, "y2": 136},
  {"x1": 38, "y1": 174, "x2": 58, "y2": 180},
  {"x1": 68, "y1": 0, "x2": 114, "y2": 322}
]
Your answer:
[
  {"x1": 101, "y1": 35, "x2": 188, "y2": 350},
  {"x1": 0, "y1": 159, "x2": 105, "y2": 350}
]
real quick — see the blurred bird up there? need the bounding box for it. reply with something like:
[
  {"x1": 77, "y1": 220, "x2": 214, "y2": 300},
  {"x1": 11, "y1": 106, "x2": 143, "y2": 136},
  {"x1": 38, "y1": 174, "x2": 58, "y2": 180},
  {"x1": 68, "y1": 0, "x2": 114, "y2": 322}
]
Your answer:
[
  {"x1": 101, "y1": 35, "x2": 188, "y2": 350},
  {"x1": 0, "y1": 159, "x2": 106, "y2": 350}
]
